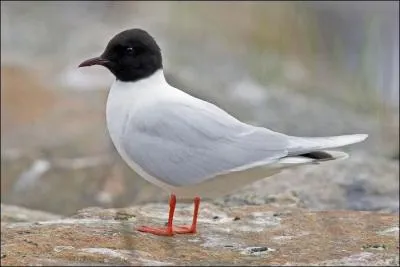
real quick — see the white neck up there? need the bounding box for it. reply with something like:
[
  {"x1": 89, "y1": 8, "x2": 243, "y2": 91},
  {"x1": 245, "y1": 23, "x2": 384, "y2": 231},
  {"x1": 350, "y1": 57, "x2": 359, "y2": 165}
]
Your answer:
[{"x1": 113, "y1": 69, "x2": 167, "y2": 91}]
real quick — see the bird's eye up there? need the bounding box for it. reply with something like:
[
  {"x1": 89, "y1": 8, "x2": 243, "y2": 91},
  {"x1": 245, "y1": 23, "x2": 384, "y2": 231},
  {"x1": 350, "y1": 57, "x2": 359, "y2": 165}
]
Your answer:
[{"x1": 126, "y1": 47, "x2": 134, "y2": 54}]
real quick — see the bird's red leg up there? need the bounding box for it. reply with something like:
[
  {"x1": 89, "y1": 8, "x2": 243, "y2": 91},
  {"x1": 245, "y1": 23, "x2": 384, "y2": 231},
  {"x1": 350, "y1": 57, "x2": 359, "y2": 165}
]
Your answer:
[
  {"x1": 137, "y1": 194, "x2": 176, "y2": 236},
  {"x1": 174, "y1": 196, "x2": 200, "y2": 234}
]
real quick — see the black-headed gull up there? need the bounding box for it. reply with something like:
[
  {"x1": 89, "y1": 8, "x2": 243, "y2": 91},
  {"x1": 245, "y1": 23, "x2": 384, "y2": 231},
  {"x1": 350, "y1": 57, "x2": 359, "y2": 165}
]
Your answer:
[{"x1": 79, "y1": 29, "x2": 368, "y2": 236}]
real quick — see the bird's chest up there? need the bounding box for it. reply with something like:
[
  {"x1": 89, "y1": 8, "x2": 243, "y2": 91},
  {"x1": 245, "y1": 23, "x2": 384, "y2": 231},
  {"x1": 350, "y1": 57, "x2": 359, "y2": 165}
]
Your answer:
[
  {"x1": 105, "y1": 82, "x2": 162, "y2": 151},
  {"x1": 106, "y1": 91, "x2": 130, "y2": 151},
  {"x1": 105, "y1": 83, "x2": 146, "y2": 152}
]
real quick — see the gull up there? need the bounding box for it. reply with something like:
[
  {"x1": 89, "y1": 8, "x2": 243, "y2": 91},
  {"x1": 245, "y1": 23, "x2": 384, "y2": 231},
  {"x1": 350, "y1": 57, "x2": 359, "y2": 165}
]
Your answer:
[{"x1": 79, "y1": 28, "x2": 368, "y2": 236}]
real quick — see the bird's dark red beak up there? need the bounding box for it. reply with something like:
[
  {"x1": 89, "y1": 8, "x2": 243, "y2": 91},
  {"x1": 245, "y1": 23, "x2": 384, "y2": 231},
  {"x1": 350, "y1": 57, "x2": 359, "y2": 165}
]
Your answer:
[{"x1": 78, "y1": 57, "x2": 110, "y2": 68}]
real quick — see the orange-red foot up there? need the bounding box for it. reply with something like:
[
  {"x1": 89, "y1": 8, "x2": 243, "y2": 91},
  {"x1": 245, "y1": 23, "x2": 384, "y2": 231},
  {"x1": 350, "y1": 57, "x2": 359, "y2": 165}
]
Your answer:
[
  {"x1": 137, "y1": 226, "x2": 173, "y2": 236},
  {"x1": 174, "y1": 225, "x2": 196, "y2": 234},
  {"x1": 137, "y1": 195, "x2": 200, "y2": 236}
]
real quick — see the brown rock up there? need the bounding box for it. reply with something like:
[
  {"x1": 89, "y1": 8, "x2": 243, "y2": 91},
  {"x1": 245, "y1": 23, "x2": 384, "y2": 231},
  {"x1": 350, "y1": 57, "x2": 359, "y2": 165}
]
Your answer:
[{"x1": 1, "y1": 203, "x2": 398, "y2": 266}]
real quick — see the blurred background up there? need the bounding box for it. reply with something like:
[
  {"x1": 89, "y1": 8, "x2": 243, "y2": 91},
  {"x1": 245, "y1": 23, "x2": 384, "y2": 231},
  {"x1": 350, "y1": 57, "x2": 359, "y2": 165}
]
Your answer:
[{"x1": 1, "y1": 1, "x2": 399, "y2": 216}]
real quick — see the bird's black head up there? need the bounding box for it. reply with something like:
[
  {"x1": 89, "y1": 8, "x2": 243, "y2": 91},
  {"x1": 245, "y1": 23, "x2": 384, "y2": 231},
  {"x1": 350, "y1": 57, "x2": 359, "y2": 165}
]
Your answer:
[{"x1": 79, "y1": 29, "x2": 162, "y2": 82}]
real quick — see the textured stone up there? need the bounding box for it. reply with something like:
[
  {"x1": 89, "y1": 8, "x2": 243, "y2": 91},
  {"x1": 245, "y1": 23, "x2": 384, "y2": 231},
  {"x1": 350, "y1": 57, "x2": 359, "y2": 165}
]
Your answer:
[{"x1": 1, "y1": 203, "x2": 398, "y2": 266}]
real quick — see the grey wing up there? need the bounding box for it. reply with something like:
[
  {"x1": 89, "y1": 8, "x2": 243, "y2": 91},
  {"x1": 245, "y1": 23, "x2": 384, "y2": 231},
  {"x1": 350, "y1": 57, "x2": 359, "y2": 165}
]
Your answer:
[{"x1": 122, "y1": 100, "x2": 289, "y2": 187}]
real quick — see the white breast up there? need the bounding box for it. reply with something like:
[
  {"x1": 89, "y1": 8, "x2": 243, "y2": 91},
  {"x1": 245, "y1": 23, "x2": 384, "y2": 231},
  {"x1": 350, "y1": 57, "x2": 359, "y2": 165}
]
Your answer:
[
  {"x1": 105, "y1": 70, "x2": 179, "y2": 192},
  {"x1": 107, "y1": 70, "x2": 165, "y2": 147}
]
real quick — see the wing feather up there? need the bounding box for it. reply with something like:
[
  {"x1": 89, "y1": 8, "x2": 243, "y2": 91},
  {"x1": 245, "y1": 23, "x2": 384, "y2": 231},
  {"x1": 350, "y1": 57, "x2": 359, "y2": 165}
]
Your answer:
[{"x1": 122, "y1": 99, "x2": 288, "y2": 186}]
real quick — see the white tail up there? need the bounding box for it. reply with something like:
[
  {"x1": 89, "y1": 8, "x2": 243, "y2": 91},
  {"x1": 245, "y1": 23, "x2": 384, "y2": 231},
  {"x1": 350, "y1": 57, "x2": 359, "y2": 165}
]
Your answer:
[{"x1": 287, "y1": 134, "x2": 368, "y2": 156}]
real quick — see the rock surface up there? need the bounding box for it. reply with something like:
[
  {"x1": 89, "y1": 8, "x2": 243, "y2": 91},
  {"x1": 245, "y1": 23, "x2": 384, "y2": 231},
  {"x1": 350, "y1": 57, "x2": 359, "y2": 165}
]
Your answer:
[{"x1": 1, "y1": 203, "x2": 399, "y2": 266}]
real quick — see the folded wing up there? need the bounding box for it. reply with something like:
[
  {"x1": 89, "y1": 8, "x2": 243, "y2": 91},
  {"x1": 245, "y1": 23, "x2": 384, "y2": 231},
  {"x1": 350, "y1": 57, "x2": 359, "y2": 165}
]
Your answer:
[{"x1": 122, "y1": 99, "x2": 288, "y2": 187}]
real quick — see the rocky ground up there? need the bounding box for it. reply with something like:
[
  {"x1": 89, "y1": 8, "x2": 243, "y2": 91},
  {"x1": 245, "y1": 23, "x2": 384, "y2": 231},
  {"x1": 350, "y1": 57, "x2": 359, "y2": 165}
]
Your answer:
[{"x1": 1, "y1": 203, "x2": 399, "y2": 266}]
